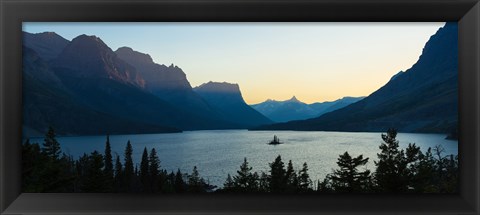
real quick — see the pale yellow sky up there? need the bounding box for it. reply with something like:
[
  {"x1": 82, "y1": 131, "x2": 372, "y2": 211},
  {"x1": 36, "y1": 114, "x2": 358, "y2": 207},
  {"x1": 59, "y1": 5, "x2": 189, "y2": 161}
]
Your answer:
[{"x1": 24, "y1": 22, "x2": 446, "y2": 104}]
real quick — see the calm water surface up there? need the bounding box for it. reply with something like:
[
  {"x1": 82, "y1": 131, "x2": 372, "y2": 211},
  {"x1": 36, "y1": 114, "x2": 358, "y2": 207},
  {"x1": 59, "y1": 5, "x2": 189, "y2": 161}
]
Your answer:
[{"x1": 29, "y1": 130, "x2": 458, "y2": 187}]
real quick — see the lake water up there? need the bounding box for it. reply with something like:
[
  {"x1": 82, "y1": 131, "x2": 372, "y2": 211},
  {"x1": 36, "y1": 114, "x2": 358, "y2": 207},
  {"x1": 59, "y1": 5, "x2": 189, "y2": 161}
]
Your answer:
[{"x1": 28, "y1": 130, "x2": 458, "y2": 188}]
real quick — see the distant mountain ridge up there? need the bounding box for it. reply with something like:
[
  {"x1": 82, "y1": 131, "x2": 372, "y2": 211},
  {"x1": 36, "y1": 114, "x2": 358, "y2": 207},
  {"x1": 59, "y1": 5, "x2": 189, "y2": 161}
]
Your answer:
[
  {"x1": 253, "y1": 22, "x2": 458, "y2": 133},
  {"x1": 23, "y1": 23, "x2": 456, "y2": 136},
  {"x1": 251, "y1": 96, "x2": 365, "y2": 122}
]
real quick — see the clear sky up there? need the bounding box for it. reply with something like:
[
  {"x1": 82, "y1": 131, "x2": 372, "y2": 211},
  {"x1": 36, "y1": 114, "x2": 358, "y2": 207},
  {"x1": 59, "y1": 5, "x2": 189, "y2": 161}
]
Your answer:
[{"x1": 23, "y1": 22, "x2": 445, "y2": 104}]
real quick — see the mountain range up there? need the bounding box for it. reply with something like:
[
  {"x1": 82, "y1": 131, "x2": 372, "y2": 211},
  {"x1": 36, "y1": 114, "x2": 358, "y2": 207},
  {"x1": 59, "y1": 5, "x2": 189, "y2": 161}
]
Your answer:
[
  {"x1": 250, "y1": 96, "x2": 364, "y2": 122},
  {"x1": 254, "y1": 22, "x2": 458, "y2": 133},
  {"x1": 22, "y1": 32, "x2": 272, "y2": 136},
  {"x1": 23, "y1": 23, "x2": 457, "y2": 136}
]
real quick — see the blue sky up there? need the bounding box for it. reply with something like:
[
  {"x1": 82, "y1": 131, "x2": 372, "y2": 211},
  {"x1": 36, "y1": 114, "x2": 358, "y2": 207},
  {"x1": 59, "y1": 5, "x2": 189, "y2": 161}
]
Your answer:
[{"x1": 23, "y1": 22, "x2": 446, "y2": 104}]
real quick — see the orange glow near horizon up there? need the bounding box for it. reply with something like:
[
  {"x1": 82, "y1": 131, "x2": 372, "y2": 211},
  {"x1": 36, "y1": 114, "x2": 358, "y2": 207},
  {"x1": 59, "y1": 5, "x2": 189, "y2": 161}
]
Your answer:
[{"x1": 23, "y1": 22, "x2": 446, "y2": 104}]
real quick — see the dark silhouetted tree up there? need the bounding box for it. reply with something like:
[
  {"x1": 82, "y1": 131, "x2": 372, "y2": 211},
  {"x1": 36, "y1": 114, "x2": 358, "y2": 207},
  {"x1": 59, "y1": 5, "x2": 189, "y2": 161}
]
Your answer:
[
  {"x1": 223, "y1": 174, "x2": 234, "y2": 191},
  {"x1": 269, "y1": 155, "x2": 286, "y2": 192},
  {"x1": 374, "y1": 128, "x2": 409, "y2": 192},
  {"x1": 285, "y1": 160, "x2": 298, "y2": 192},
  {"x1": 317, "y1": 176, "x2": 334, "y2": 193},
  {"x1": 258, "y1": 172, "x2": 269, "y2": 192},
  {"x1": 441, "y1": 154, "x2": 458, "y2": 193},
  {"x1": 330, "y1": 152, "x2": 371, "y2": 192},
  {"x1": 103, "y1": 135, "x2": 113, "y2": 191},
  {"x1": 174, "y1": 169, "x2": 185, "y2": 193},
  {"x1": 162, "y1": 171, "x2": 175, "y2": 193},
  {"x1": 140, "y1": 147, "x2": 150, "y2": 192},
  {"x1": 114, "y1": 155, "x2": 123, "y2": 192},
  {"x1": 82, "y1": 151, "x2": 108, "y2": 192},
  {"x1": 232, "y1": 158, "x2": 259, "y2": 192},
  {"x1": 375, "y1": 129, "x2": 423, "y2": 192},
  {"x1": 149, "y1": 148, "x2": 160, "y2": 192},
  {"x1": 42, "y1": 126, "x2": 61, "y2": 160},
  {"x1": 22, "y1": 139, "x2": 50, "y2": 192},
  {"x1": 123, "y1": 141, "x2": 134, "y2": 192},
  {"x1": 297, "y1": 162, "x2": 312, "y2": 192},
  {"x1": 188, "y1": 166, "x2": 205, "y2": 193},
  {"x1": 23, "y1": 128, "x2": 74, "y2": 192}
]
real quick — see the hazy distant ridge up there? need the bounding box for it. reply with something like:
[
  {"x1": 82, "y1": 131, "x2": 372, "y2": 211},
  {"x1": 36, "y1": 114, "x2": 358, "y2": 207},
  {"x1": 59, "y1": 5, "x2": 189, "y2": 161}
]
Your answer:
[
  {"x1": 253, "y1": 22, "x2": 458, "y2": 133},
  {"x1": 251, "y1": 96, "x2": 365, "y2": 122}
]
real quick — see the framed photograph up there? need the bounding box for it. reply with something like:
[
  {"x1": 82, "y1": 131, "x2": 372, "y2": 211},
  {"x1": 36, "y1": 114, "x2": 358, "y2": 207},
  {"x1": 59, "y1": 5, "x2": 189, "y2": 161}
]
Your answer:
[{"x1": 1, "y1": 0, "x2": 479, "y2": 214}]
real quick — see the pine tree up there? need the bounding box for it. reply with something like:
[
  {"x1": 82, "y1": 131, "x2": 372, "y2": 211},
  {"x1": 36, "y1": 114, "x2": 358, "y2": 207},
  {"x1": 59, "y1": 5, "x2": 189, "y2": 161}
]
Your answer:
[
  {"x1": 163, "y1": 171, "x2": 176, "y2": 193},
  {"x1": 103, "y1": 135, "x2": 113, "y2": 191},
  {"x1": 258, "y1": 172, "x2": 270, "y2": 192},
  {"x1": 223, "y1": 174, "x2": 234, "y2": 191},
  {"x1": 75, "y1": 153, "x2": 89, "y2": 192},
  {"x1": 57, "y1": 153, "x2": 76, "y2": 192},
  {"x1": 269, "y1": 155, "x2": 286, "y2": 192},
  {"x1": 174, "y1": 169, "x2": 185, "y2": 193},
  {"x1": 317, "y1": 176, "x2": 333, "y2": 193},
  {"x1": 139, "y1": 147, "x2": 150, "y2": 192},
  {"x1": 232, "y1": 158, "x2": 259, "y2": 192},
  {"x1": 104, "y1": 135, "x2": 113, "y2": 179},
  {"x1": 330, "y1": 152, "x2": 371, "y2": 192},
  {"x1": 132, "y1": 164, "x2": 142, "y2": 192},
  {"x1": 114, "y1": 155, "x2": 123, "y2": 192},
  {"x1": 285, "y1": 160, "x2": 298, "y2": 192},
  {"x1": 123, "y1": 141, "x2": 134, "y2": 192},
  {"x1": 42, "y1": 126, "x2": 61, "y2": 160},
  {"x1": 82, "y1": 151, "x2": 107, "y2": 192},
  {"x1": 22, "y1": 140, "x2": 50, "y2": 192},
  {"x1": 442, "y1": 154, "x2": 458, "y2": 193},
  {"x1": 374, "y1": 129, "x2": 415, "y2": 192},
  {"x1": 297, "y1": 162, "x2": 312, "y2": 192},
  {"x1": 188, "y1": 166, "x2": 204, "y2": 193},
  {"x1": 37, "y1": 127, "x2": 76, "y2": 192},
  {"x1": 149, "y1": 148, "x2": 160, "y2": 192}
]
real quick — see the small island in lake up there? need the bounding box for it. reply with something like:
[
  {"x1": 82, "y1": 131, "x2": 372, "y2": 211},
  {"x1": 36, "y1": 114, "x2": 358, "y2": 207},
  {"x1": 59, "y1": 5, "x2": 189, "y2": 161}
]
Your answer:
[{"x1": 268, "y1": 135, "x2": 283, "y2": 145}]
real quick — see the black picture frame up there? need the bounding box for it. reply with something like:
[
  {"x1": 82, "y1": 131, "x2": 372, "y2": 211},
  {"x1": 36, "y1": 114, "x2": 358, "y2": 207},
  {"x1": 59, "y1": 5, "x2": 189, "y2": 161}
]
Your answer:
[{"x1": 1, "y1": 0, "x2": 479, "y2": 214}]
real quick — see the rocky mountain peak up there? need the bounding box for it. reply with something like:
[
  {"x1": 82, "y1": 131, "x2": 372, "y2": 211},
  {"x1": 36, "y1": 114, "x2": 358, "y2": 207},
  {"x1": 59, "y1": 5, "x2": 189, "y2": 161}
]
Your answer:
[
  {"x1": 115, "y1": 47, "x2": 154, "y2": 65},
  {"x1": 194, "y1": 81, "x2": 241, "y2": 94}
]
